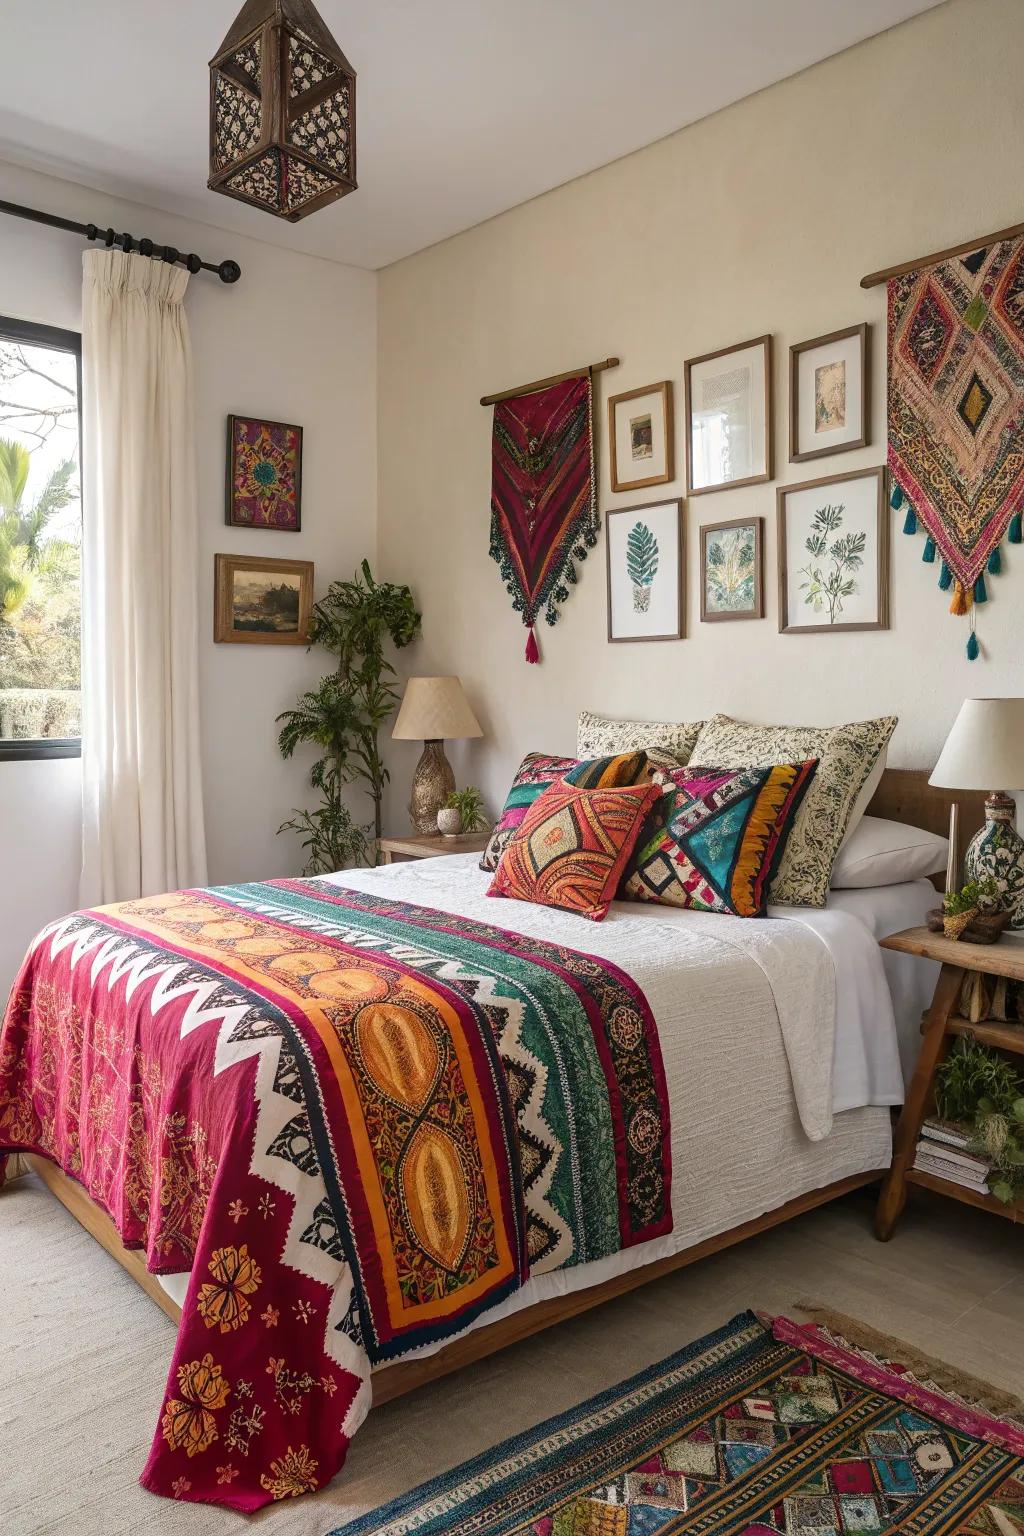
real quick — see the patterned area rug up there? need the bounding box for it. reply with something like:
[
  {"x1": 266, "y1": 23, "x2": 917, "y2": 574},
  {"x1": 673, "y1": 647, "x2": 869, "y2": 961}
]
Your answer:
[{"x1": 331, "y1": 1311, "x2": 1024, "y2": 1536}]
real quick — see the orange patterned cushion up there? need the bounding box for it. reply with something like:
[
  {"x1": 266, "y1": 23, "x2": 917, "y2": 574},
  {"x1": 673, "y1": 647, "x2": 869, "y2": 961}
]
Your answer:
[{"x1": 487, "y1": 777, "x2": 661, "y2": 921}]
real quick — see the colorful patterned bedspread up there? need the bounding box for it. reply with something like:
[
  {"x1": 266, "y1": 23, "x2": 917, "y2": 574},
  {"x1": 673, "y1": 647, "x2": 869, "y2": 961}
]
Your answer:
[{"x1": 0, "y1": 878, "x2": 671, "y2": 1511}]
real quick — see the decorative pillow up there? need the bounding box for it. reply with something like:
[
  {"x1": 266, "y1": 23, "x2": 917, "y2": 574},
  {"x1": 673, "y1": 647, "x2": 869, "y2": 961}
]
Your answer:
[
  {"x1": 688, "y1": 714, "x2": 898, "y2": 907},
  {"x1": 488, "y1": 778, "x2": 661, "y2": 921},
  {"x1": 830, "y1": 815, "x2": 948, "y2": 889},
  {"x1": 479, "y1": 750, "x2": 649, "y2": 872},
  {"x1": 622, "y1": 762, "x2": 818, "y2": 916},
  {"x1": 577, "y1": 710, "x2": 703, "y2": 763}
]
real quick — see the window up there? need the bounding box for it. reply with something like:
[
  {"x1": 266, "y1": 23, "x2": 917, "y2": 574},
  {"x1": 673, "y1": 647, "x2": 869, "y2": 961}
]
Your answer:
[{"x1": 0, "y1": 316, "x2": 82, "y2": 760}]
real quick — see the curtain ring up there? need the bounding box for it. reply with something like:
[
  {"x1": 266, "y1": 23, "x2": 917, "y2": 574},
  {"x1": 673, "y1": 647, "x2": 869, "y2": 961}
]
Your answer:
[
  {"x1": 139, "y1": 237, "x2": 154, "y2": 258},
  {"x1": 162, "y1": 245, "x2": 179, "y2": 265},
  {"x1": 103, "y1": 227, "x2": 115, "y2": 247}
]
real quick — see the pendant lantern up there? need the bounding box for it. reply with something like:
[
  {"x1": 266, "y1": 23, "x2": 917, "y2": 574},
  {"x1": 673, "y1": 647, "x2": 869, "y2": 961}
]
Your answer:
[{"x1": 209, "y1": 0, "x2": 356, "y2": 222}]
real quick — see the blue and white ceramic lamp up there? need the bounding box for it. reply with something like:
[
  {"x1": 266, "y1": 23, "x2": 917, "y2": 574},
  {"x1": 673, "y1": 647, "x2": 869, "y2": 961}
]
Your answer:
[{"x1": 930, "y1": 697, "x2": 1024, "y2": 930}]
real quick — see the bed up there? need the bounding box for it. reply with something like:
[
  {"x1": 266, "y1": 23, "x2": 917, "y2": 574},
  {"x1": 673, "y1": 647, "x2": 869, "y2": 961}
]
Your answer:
[{"x1": 0, "y1": 766, "x2": 982, "y2": 1511}]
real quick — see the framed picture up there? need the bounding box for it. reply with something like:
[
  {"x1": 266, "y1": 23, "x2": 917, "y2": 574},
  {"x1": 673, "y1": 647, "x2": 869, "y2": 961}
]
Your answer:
[
  {"x1": 790, "y1": 323, "x2": 869, "y2": 463},
  {"x1": 606, "y1": 498, "x2": 684, "y2": 642},
  {"x1": 700, "y1": 516, "x2": 764, "y2": 623},
  {"x1": 214, "y1": 553, "x2": 314, "y2": 645},
  {"x1": 608, "y1": 381, "x2": 674, "y2": 492},
  {"x1": 777, "y1": 466, "x2": 888, "y2": 634},
  {"x1": 226, "y1": 414, "x2": 303, "y2": 530},
  {"x1": 684, "y1": 335, "x2": 772, "y2": 495}
]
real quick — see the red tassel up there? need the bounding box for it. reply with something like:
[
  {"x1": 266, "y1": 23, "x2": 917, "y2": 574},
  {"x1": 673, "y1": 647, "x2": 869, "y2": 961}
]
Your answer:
[{"x1": 525, "y1": 625, "x2": 539, "y2": 664}]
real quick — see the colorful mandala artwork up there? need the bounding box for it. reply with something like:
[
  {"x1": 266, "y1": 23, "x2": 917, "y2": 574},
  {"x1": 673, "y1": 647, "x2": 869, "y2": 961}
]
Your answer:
[
  {"x1": 227, "y1": 415, "x2": 303, "y2": 531},
  {"x1": 888, "y1": 235, "x2": 1024, "y2": 658}
]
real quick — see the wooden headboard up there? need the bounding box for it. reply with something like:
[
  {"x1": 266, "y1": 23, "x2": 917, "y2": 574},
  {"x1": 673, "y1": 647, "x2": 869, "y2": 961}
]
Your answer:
[{"x1": 869, "y1": 768, "x2": 986, "y2": 843}]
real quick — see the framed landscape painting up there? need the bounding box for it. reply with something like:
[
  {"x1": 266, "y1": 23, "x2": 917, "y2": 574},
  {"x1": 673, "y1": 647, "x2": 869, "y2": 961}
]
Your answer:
[
  {"x1": 608, "y1": 381, "x2": 674, "y2": 492},
  {"x1": 777, "y1": 466, "x2": 888, "y2": 634},
  {"x1": 606, "y1": 498, "x2": 684, "y2": 642},
  {"x1": 214, "y1": 553, "x2": 314, "y2": 645},
  {"x1": 790, "y1": 323, "x2": 868, "y2": 463},
  {"x1": 685, "y1": 335, "x2": 772, "y2": 495},
  {"x1": 700, "y1": 516, "x2": 764, "y2": 622},
  {"x1": 226, "y1": 414, "x2": 303, "y2": 530}
]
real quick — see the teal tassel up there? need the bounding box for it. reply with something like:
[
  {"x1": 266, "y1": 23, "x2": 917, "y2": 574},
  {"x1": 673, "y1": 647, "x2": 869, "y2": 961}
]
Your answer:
[
  {"x1": 967, "y1": 631, "x2": 980, "y2": 661},
  {"x1": 1010, "y1": 512, "x2": 1023, "y2": 544},
  {"x1": 938, "y1": 561, "x2": 953, "y2": 591},
  {"x1": 973, "y1": 573, "x2": 988, "y2": 604},
  {"x1": 988, "y1": 545, "x2": 1002, "y2": 575},
  {"x1": 902, "y1": 506, "x2": 917, "y2": 535},
  {"x1": 891, "y1": 484, "x2": 905, "y2": 510},
  {"x1": 922, "y1": 536, "x2": 936, "y2": 564}
]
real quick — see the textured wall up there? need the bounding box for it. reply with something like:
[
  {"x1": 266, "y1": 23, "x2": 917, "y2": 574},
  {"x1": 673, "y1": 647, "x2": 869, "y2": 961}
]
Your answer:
[{"x1": 377, "y1": 0, "x2": 1024, "y2": 826}]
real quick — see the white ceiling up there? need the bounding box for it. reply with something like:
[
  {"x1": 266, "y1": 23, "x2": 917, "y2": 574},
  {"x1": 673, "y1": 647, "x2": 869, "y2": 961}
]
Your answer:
[{"x1": 0, "y1": 0, "x2": 945, "y2": 271}]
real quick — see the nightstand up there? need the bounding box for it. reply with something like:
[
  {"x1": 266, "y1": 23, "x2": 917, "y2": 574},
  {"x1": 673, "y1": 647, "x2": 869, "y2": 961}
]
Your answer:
[
  {"x1": 378, "y1": 832, "x2": 490, "y2": 864},
  {"x1": 874, "y1": 925, "x2": 1024, "y2": 1239}
]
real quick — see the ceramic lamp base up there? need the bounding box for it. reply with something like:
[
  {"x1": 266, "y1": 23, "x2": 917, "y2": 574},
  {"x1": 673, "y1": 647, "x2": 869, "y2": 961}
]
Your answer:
[
  {"x1": 409, "y1": 739, "x2": 455, "y2": 834},
  {"x1": 963, "y1": 790, "x2": 1024, "y2": 930}
]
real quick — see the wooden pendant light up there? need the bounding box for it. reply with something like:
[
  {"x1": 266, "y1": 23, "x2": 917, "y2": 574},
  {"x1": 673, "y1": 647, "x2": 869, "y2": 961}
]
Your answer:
[{"x1": 208, "y1": 0, "x2": 356, "y2": 222}]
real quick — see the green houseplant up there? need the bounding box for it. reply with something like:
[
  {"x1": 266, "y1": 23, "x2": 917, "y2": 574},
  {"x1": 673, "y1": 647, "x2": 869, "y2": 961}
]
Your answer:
[
  {"x1": 277, "y1": 560, "x2": 421, "y2": 873},
  {"x1": 444, "y1": 785, "x2": 487, "y2": 835},
  {"x1": 935, "y1": 1034, "x2": 1024, "y2": 1205}
]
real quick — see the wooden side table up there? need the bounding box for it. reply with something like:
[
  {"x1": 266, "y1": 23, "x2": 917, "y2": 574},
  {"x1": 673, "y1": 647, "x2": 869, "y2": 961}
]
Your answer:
[
  {"x1": 378, "y1": 832, "x2": 490, "y2": 864},
  {"x1": 874, "y1": 925, "x2": 1024, "y2": 1239}
]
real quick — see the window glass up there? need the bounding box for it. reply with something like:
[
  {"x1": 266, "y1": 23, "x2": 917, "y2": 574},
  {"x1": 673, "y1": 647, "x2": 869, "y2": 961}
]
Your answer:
[{"x1": 0, "y1": 320, "x2": 81, "y2": 751}]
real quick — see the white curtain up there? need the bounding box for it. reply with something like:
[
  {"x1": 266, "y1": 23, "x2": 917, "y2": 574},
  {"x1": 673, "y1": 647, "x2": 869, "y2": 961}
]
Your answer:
[{"x1": 79, "y1": 250, "x2": 207, "y2": 904}]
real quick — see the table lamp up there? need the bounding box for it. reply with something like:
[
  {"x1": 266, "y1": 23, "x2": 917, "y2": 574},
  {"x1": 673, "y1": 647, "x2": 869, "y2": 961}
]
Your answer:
[
  {"x1": 392, "y1": 676, "x2": 483, "y2": 834},
  {"x1": 929, "y1": 697, "x2": 1024, "y2": 929}
]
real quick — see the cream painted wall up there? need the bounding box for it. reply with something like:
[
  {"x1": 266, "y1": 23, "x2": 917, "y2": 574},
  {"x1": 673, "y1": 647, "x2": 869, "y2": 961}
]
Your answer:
[
  {"x1": 377, "y1": 0, "x2": 1024, "y2": 827},
  {"x1": 0, "y1": 160, "x2": 377, "y2": 991}
]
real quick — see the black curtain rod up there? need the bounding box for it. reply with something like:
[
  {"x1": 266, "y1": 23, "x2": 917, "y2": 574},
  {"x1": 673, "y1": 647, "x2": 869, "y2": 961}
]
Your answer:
[{"x1": 0, "y1": 198, "x2": 241, "y2": 284}]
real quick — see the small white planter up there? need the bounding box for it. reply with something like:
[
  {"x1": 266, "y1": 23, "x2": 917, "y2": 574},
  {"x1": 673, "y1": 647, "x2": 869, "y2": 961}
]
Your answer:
[{"x1": 436, "y1": 807, "x2": 462, "y2": 837}]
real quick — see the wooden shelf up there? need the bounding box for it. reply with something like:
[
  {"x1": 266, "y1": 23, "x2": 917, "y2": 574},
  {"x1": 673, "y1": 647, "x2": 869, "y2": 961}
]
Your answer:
[
  {"x1": 880, "y1": 926, "x2": 1024, "y2": 982},
  {"x1": 907, "y1": 1167, "x2": 1023, "y2": 1222},
  {"x1": 944, "y1": 1016, "x2": 1024, "y2": 1055}
]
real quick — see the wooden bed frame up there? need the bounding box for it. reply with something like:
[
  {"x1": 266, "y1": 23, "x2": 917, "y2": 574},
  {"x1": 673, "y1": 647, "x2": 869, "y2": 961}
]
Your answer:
[{"x1": 11, "y1": 767, "x2": 987, "y2": 1408}]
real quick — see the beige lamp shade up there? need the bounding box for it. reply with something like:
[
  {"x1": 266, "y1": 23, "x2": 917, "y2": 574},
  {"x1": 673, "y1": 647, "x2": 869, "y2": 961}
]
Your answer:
[
  {"x1": 929, "y1": 698, "x2": 1024, "y2": 789},
  {"x1": 392, "y1": 676, "x2": 483, "y2": 742}
]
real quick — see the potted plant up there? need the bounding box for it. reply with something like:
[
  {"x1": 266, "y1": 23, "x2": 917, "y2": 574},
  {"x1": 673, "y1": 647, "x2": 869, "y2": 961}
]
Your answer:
[
  {"x1": 942, "y1": 877, "x2": 998, "y2": 940},
  {"x1": 438, "y1": 785, "x2": 486, "y2": 837},
  {"x1": 277, "y1": 560, "x2": 421, "y2": 873}
]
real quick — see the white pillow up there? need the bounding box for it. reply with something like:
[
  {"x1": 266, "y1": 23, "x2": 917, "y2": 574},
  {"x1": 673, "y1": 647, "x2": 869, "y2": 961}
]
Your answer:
[{"x1": 830, "y1": 815, "x2": 948, "y2": 889}]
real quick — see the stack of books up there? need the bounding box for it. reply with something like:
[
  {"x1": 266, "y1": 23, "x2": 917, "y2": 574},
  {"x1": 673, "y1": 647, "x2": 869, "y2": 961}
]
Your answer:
[{"x1": 913, "y1": 1117, "x2": 992, "y2": 1195}]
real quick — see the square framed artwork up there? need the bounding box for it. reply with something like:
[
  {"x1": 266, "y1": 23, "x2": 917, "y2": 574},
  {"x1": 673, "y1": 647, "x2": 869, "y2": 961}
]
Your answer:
[
  {"x1": 700, "y1": 516, "x2": 765, "y2": 623},
  {"x1": 777, "y1": 466, "x2": 888, "y2": 634},
  {"x1": 684, "y1": 335, "x2": 772, "y2": 495},
  {"x1": 214, "y1": 553, "x2": 314, "y2": 645},
  {"x1": 608, "y1": 381, "x2": 674, "y2": 492},
  {"x1": 226, "y1": 414, "x2": 303, "y2": 530},
  {"x1": 790, "y1": 323, "x2": 869, "y2": 463},
  {"x1": 606, "y1": 498, "x2": 684, "y2": 642}
]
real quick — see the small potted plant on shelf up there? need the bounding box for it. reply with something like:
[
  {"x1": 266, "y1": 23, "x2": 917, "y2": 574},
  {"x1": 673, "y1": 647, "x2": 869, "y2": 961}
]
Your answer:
[
  {"x1": 437, "y1": 785, "x2": 486, "y2": 838},
  {"x1": 942, "y1": 877, "x2": 999, "y2": 941}
]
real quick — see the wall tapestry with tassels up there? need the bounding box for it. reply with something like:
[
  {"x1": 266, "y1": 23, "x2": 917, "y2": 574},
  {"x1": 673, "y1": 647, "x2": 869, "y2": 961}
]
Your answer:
[
  {"x1": 489, "y1": 373, "x2": 599, "y2": 663},
  {"x1": 888, "y1": 235, "x2": 1024, "y2": 660}
]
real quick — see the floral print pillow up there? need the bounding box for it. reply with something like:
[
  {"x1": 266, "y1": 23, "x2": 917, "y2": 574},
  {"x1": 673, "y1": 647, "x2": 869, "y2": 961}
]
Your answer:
[
  {"x1": 688, "y1": 714, "x2": 897, "y2": 907},
  {"x1": 577, "y1": 711, "x2": 703, "y2": 763}
]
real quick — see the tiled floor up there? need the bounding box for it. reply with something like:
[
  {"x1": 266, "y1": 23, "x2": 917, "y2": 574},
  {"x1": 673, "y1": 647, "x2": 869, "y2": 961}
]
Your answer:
[{"x1": 1, "y1": 1172, "x2": 1021, "y2": 1536}]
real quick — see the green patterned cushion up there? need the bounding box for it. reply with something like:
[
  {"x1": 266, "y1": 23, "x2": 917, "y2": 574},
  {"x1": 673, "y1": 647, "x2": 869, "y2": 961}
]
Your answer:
[
  {"x1": 480, "y1": 750, "x2": 649, "y2": 872},
  {"x1": 687, "y1": 714, "x2": 897, "y2": 907}
]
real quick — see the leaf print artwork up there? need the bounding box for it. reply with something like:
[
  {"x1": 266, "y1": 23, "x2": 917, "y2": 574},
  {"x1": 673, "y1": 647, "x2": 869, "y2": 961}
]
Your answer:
[
  {"x1": 797, "y1": 503, "x2": 865, "y2": 624},
  {"x1": 705, "y1": 527, "x2": 756, "y2": 613},
  {"x1": 626, "y1": 521, "x2": 659, "y2": 613}
]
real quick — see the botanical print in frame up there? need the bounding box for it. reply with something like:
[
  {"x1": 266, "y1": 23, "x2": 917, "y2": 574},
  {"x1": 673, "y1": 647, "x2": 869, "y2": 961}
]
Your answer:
[
  {"x1": 684, "y1": 335, "x2": 772, "y2": 495},
  {"x1": 777, "y1": 466, "x2": 888, "y2": 634},
  {"x1": 214, "y1": 553, "x2": 314, "y2": 645},
  {"x1": 608, "y1": 381, "x2": 674, "y2": 492},
  {"x1": 790, "y1": 324, "x2": 868, "y2": 463},
  {"x1": 226, "y1": 414, "x2": 303, "y2": 530},
  {"x1": 700, "y1": 516, "x2": 764, "y2": 623},
  {"x1": 606, "y1": 498, "x2": 684, "y2": 642}
]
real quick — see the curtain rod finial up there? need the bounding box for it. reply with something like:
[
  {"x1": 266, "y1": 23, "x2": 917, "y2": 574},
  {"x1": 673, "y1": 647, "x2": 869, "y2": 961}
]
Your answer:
[{"x1": 218, "y1": 259, "x2": 242, "y2": 284}]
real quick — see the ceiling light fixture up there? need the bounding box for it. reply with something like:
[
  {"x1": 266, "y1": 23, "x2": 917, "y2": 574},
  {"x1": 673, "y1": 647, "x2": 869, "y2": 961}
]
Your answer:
[{"x1": 209, "y1": 0, "x2": 356, "y2": 222}]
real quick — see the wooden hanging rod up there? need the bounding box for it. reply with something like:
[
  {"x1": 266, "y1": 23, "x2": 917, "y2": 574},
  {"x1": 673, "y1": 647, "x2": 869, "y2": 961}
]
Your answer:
[
  {"x1": 860, "y1": 217, "x2": 1024, "y2": 289},
  {"x1": 480, "y1": 357, "x2": 619, "y2": 406}
]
